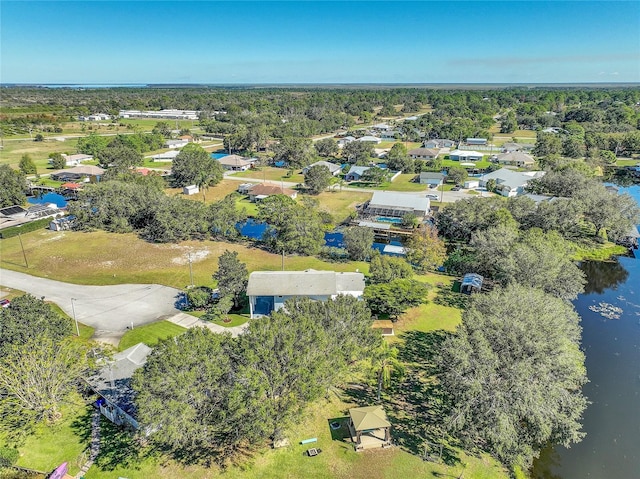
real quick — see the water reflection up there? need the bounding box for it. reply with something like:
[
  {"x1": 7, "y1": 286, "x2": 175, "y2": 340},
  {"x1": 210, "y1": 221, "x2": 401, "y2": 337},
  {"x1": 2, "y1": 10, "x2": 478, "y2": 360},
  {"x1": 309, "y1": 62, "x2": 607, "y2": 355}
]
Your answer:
[{"x1": 580, "y1": 260, "x2": 629, "y2": 294}]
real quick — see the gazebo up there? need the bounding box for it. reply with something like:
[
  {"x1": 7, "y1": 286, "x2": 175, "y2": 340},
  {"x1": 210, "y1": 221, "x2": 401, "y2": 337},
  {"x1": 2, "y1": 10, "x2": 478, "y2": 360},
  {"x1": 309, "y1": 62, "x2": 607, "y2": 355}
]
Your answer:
[{"x1": 348, "y1": 406, "x2": 392, "y2": 451}]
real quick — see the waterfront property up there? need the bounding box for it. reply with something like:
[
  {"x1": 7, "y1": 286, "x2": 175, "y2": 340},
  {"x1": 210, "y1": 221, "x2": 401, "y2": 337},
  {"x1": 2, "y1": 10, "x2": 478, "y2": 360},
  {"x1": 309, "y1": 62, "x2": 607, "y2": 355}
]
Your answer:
[
  {"x1": 51, "y1": 165, "x2": 105, "y2": 182},
  {"x1": 480, "y1": 168, "x2": 545, "y2": 197},
  {"x1": 365, "y1": 191, "x2": 430, "y2": 218},
  {"x1": 247, "y1": 183, "x2": 297, "y2": 202},
  {"x1": 246, "y1": 270, "x2": 365, "y2": 318}
]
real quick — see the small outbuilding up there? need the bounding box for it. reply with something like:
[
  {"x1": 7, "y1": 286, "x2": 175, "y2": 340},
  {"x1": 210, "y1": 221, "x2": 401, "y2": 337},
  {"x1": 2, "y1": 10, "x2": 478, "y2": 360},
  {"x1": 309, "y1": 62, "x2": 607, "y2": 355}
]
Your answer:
[
  {"x1": 183, "y1": 185, "x2": 199, "y2": 195},
  {"x1": 461, "y1": 273, "x2": 483, "y2": 294},
  {"x1": 348, "y1": 406, "x2": 392, "y2": 451}
]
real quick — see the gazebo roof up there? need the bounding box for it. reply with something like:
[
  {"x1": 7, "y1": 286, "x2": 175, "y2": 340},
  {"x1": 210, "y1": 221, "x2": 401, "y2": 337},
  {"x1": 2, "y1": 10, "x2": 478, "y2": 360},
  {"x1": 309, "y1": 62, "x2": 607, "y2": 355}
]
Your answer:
[{"x1": 349, "y1": 406, "x2": 391, "y2": 431}]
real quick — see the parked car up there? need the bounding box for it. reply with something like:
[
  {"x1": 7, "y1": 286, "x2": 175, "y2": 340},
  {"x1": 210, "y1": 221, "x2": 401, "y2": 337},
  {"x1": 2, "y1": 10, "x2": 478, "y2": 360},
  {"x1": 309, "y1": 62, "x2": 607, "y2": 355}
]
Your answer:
[
  {"x1": 426, "y1": 194, "x2": 439, "y2": 200},
  {"x1": 451, "y1": 186, "x2": 461, "y2": 191},
  {"x1": 0, "y1": 299, "x2": 10, "y2": 308}
]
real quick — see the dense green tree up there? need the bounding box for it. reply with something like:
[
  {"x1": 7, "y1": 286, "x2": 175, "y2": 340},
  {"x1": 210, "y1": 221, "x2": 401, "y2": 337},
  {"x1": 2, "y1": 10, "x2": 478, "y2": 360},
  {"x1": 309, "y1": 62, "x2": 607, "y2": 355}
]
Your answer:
[
  {"x1": 98, "y1": 144, "x2": 143, "y2": 170},
  {"x1": 209, "y1": 194, "x2": 247, "y2": 240},
  {"x1": 446, "y1": 166, "x2": 468, "y2": 185},
  {"x1": 213, "y1": 250, "x2": 248, "y2": 309},
  {"x1": 142, "y1": 196, "x2": 210, "y2": 243},
  {"x1": 533, "y1": 132, "x2": 562, "y2": 157},
  {"x1": 342, "y1": 226, "x2": 374, "y2": 261},
  {"x1": 134, "y1": 328, "x2": 249, "y2": 454},
  {"x1": 152, "y1": 121, "x2": 172, "y2": 137},
  {"x1": 361, "y1": 167, "x2": 389, "y2": 185},
  {"x1": 386, "y1": 143, "x2": 413, "y2": 172},
  {"x1": 438, "y1": 285, "x2": 587, "y2": 468},
  {"x1": 499, "y1": 111, "x2": 517, "y2": 133},
  {"x1": 0, "y1": 294, "x2": 73, "y2": 356},
  {"x1": 77, "y1": 133, "x2": 110, "y2": 156},
  {"x1": 342, "y1": 141, "x2": 374, "y2": 165},
  {"x1": 304, "y1": 164, "x2": 333, "y2": 194},
  {"x1": 314, "y1": 138, "x2": 339, "y2": 157},
  {"x1": 18, "y1": 154, "x2": 36, "y2": 175},
  {"x1": 0, "y1": 165, "x2": 26, "y2": 207},
  {"x1": 172, "y1": 143, "x2": 223, "y2": 188},
  {"x1": 406, "y1": 225, "x2": 447, "y2": 273},
  {"x1": 185, "y1": 287, "x2": 212, "y2": 310},
  {"x1": 272, "y1": 136, "x2": 313, "y2": 168},
  {"x1": 49, "y1": 152, "x2": 66, "y2": 169},
  {"x1": 369, "y1": 252, "x2": 413, "y2": 284},
  {"x1": 363, "y1": 279, "x2": 428, "y2": 318},
  {"x1": 0, "y1": 336, "x2": 92, "y2": 427}
]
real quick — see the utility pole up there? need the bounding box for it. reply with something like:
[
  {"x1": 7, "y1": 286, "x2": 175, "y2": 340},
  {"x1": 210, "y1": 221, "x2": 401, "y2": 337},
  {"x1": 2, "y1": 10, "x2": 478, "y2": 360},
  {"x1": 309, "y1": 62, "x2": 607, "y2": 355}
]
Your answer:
[
  {"x1": 17, "y1": 233, "x2": 28, "y2": 268},
  {"x1": 71, "y1": 298, "x2": 80, "y2": 336},
  {"x1": 281, "y1": 250, "x2": 285, "y2": 271},
  {"x1": 188, "y1": 253, "x2": 194, "y2": 287}
]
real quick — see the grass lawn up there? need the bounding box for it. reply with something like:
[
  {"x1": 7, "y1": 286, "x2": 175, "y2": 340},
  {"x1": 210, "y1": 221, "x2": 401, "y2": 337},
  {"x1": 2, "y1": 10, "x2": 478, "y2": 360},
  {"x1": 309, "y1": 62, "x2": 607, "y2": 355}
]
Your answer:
[
  {"x1": 312, "y1": 190, "x2": 372, "y2": 222},
  {"x1": 0, "y1": 138, "x2": 80, "y2": 170},
  {"x1": 571, "y1": 241, "x2": 629, "y2": 261},
  {"x1": 47, "y1": 302, "x2": 95, "y2": 339},
  {"x1": 0, "y1": 229, "x2": 369, "y2": 288},
  {"x1": 380, "y1": 173, "x2": 426, "y2": 192},
  {"x1": 616, "y1": 158, "x2": 639, "y2": 167},
  {"x1": 118, "y1": 320, "x2": 187, "y2": 350},
  {"x1": 440, "y1": 158, "x2": 492, "y2": 170},
  {"x1": 166, "y1": 179, "x2": 243, "y2": 204},
  {"x1": 236, "y1": 196, "x2": 260, "y2": 216},
  {"x1": 231, "y1": 167, "x2": 305, "y2": 184},
  {"x1": 12, "y1": 393, "x2": 92, "y2": 476}
]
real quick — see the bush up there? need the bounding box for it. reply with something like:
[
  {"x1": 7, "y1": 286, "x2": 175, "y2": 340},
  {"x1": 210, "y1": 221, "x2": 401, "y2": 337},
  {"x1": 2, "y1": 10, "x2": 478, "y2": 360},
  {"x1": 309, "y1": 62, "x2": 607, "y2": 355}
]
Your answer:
[
  {"x1": 0, "y1": 217, "x2": 55, "y2": 239},
  {"x1": 185, "y1": 286, "x2": 213, "y2": 310},
  {"x1": 0, "y1": 446, "x2": 19, "y2": 467}
]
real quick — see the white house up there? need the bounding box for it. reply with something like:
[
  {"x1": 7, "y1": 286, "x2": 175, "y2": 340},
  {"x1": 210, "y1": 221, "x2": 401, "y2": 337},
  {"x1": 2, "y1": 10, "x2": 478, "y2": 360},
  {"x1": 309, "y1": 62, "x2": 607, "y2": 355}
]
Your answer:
[
  {"x1": 365, "y1": 191, "x2": 430, "y2": 218},
  {"x1": 246, "y1": 270, "x2": 365, "y2": 318},
  {"x1": 408, "y1": 148, "x2": 440, "y2": 160},
  {"x1": 337, "y1": 136, "x2": 356, "y2": 148},
  {"x1": 303, "y1": 161, "x2": 343, "y2": 176},
  {"x1": 217, "y1": 154, "x2": 257, "y2": 171},
  {"x1": 49, "y1": 153, "x2": 93, "y2": 167},
  {"x1": 344, "y1": 165, "x2": 371, "y2": 181},
  {"x1": 150, "y1": 150, "x2": 180, "y2": 162},
  {"x1": 358, "y1": 136, "x2": 382, "y2": 144},
  {"x1": 449, "y1": 150, "x2": 484, "y2": 161},
  {"x1": 424, "y1": 139, "x2": 456, "y2": 149},
  {"x1": 164, "y1": 139, "x2": 189, "y2": 149},
  {"x1": 480, "y1": 168, "x2": 545, "y2": 197}
]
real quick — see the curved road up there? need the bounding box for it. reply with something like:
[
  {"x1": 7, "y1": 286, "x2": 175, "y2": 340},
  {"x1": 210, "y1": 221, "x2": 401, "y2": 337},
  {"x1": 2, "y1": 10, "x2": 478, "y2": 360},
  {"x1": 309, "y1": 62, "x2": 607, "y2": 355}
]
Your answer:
[{"x1": 0, "y1": 269, "x2": 181, "y2": 342}]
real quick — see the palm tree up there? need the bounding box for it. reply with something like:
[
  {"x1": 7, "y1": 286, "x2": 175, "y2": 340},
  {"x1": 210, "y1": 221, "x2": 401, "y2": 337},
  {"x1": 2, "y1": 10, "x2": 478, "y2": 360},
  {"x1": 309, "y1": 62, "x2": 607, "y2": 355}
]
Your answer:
[{"x1": 372, "y1": 341, "x2": 405, "y2": 401}]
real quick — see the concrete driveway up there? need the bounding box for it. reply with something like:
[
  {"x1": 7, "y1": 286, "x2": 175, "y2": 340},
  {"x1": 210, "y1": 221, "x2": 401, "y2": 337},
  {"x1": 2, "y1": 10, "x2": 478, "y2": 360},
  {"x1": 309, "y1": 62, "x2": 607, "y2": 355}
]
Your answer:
[{"x1": 0, "y1": 269, "x2": 181, "y2": 342}]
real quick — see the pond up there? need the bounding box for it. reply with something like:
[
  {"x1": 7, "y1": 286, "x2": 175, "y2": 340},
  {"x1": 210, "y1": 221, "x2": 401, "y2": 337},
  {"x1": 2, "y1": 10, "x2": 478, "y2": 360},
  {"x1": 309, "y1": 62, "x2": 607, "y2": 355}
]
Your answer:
[
  {"x1": 27, "y1": 192, "x2": 67, "y2": 208},
  {"x1": 532, "y1": 185, "x2": 640, "y2": 478}
]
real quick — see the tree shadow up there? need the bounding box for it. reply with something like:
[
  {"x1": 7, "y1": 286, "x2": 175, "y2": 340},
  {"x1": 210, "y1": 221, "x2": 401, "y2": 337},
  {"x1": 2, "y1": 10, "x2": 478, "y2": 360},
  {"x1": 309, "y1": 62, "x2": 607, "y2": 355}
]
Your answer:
[
  {"x1": 69, "y1": 405, "x2": 94, "y2": 449},
  {"x1": 432, "y1": 283, "x2": 469, "y2": 310},
  {"x1": 92, "y1": 417, "x2": 146, "y2": 471},
  {"x1": 326, "y1": 417, "x2": 350, "y2": 441}
]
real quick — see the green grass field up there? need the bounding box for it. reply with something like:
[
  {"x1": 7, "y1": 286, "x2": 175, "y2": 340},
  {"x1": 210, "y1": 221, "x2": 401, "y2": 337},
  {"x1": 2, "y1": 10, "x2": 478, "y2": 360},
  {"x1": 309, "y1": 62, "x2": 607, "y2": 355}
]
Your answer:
[
  {"x1": 0, "y1": 138, "x2": 80, "y2": 170},
  {"x1": 0, "y1": 229, "x2": 369, "y2": 288},
  {"x1": 118, "y1": 320, "x2": 187, "y2": 350},
  {"x1": 231, "y1": 166, "x2": 305, "y2": 184}
]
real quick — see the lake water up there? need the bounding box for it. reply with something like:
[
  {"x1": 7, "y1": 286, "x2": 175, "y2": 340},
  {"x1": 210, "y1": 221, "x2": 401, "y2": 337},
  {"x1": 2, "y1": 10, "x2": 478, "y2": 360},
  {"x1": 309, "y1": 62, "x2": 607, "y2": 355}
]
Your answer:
[{"x1": 532, "y1": 185, "x2": 640, "y2": 479}]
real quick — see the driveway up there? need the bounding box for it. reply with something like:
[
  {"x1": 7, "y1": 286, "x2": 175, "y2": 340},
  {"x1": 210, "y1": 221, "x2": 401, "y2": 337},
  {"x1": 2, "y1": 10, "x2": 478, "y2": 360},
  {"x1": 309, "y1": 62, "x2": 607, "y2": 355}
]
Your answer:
[{"x1": 0, "y1": 269, "x2": 181, "y2": 340}]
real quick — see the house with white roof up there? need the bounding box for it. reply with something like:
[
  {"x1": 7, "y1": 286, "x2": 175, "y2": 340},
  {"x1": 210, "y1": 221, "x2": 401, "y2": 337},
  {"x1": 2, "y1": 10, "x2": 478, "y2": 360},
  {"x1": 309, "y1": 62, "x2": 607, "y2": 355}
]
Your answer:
[
  {"x1": 303, "y1": 161, "x2": 343, "y2": 176},
  {"x1": 246, "y1": 270, "x2": 365, "y2": 318},
  {"x1": 424, "y1": 139, "x2": 456, "y2": 149},
  {"x1": 358, "y1": 136, "x2": 382, "y2": 144},
  {"x1": 365, "y1": 191, "x2": 430, "y2": 218},
  {"x1": 150, "y1": 150, "x2": 180, "y2": 162},
  {"x1": 164, "y1": 139, "x2": 189, "y2": 149},
  {"x1": 337, "y1": 136, "x2": 356, "y2": 148},
  {"x1": 217, "y1": 154, "x2": 257, "y2": 171},
  {"x1": 449, "y1": 150, "x2": 484, "y2": 161},
  {"x1": 480, "y1": 168, "x2": 545, "y2": 197}
]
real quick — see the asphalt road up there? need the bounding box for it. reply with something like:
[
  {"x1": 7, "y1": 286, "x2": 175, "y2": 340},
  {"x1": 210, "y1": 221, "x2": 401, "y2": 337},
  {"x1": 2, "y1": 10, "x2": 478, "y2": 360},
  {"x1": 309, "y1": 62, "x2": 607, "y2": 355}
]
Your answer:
[{"x1": 0, "y1": 269, "x2": 181, "y2": 338}]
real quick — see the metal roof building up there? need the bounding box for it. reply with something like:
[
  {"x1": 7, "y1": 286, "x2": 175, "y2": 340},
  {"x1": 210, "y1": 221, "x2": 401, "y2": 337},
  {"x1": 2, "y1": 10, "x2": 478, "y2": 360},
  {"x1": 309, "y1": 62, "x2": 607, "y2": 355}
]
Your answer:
[{"x1": 366, "y1": 191, "x2": 430, "y2": 218}]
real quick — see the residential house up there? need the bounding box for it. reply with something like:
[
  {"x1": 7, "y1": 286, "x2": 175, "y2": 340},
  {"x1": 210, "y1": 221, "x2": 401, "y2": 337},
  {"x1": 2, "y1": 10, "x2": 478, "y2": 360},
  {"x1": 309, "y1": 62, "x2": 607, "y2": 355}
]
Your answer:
[
  {"x1": 448, "y1": 150, "x2": 484, "y2": 162},
  {"x1": 408, "y1": 148, "x2": 440, "y2": 160},
  {"x1": 247, "y1": 183, "x2": 297, "y2": 202},
  {"x1": 150, "y1": 150, "x2": 180, "y2": 162},
  {"x1": 372, "y1": 123, "x2": 391, "y2": 131},
  {"x1": 302, "y1": 161, "x2": 342, "y2": 176},
  {"x1": 164, "y1": 139, "x2": 189, "y2": 149},
  {"x1": 344, "y1": 165, "x2": 371, "y2": 182},
  {"x1": 246, "y1": 270, "x2": 365, "y2": 318},
  {"x1": 51, "y1": 165, "x2": 104, "y2": 182},
  {"x1": 419, "y1": 172, "x2": 445, "y2": 187},
  {"x1": 501, "y1": 142, "x2": 523, "y2": 152},
  {"x1": 495, "y1": 151, "x2": 535, "y2": 168},
  {"x1": 49, "y1": 153, "x2": 93, "y2": 167},
  {"x1": 217, "y1": 154, "x2": 257, "y2": 171},
  {"x1": 380, "y1": 130, "x2": 400, "y2": 140},
  {"x1": 85, "y1": 343, "x2": 152, "y2": 430},
  {"x1": 337, "y1": 136, "x2": 356, "y2": 148},
  {"x1": 480, "y1": 168, "x2": 545, "y2": 197},
  {"x1": 365, "y1": 191, "x2": 430, "y2": 218},
  {"x1": 358, "y1": 136, "x2": 382, "y2": 144},
  {"x1": 423, "y1": 139, "x2": 456, "y2": 149},
  {"x1": 237, "y1": 183, "x2": 258, "y2": 194}
]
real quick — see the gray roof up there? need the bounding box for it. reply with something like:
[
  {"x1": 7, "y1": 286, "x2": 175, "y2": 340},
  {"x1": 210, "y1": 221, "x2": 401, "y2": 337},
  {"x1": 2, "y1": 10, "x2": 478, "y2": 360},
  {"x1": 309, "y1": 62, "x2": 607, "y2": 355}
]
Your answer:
[
  {"x1": 86, "y1": 343, "x2": 152, "y2": 416},
  {"x1": 419, "y1": 172, "x2": 446, "y2": 180},
  {"x1": 368, "y1": 191, "x2": 430, "y2": 213},
  {"x1": 304, "y1": 161, "x2": 342, "y2": 174},
  {"x1": 461, "y1": 273, "x2": 483, "y2": 288},
  {"x1": 358, "y1": 220, "x2": 391, "y2": 230},
  {"x1": 217, "y1": 154, "x2": 255, "y2": 167},
  {"x1": 482, "y1": 168, "x2": 545, "y2": 190},
  {"x1": 346, "y1": 165, "x2": 370, "y2": 176},
  {"x1": 409, "y1": 148, "x2": 439, "y2": 157},
  {"x1": 496, "y1": 151, "x2": 535, "y2": 165},
  {"x1": 247, "y1": 270, "x2": 365, "y2": 297}
]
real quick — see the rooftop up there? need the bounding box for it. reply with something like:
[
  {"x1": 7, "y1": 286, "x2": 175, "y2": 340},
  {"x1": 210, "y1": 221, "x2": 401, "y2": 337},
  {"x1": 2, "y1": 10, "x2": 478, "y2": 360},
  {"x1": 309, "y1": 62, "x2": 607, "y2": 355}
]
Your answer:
[
  {"x1": 368, "y1": 191, "x2": 430, "y2": 212},
  {"x1": 246, "y1": 270, "x2": 365, "y2": 297},
  {"x1": 349, "y1": 406, "x2": 391, "y2": 431}
]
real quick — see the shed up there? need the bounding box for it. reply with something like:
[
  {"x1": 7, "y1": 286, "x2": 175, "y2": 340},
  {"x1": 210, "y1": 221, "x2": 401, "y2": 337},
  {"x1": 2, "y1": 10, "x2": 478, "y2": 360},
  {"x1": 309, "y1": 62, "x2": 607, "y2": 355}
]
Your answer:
[
  {"x1": 463, "y1": 179, "x2": 480, "y2": 189},
  {"x1": 461, "y1": 273, "x2": 483, "y2": 294},
  {"x1": 348, "y1": 406, "x2": 392, "y2": 451},
  {"x1": 183, "y1": 185, "x2": 199, "y2": 195},
  {"x1": 466, "y1": 138, "x2": 487, "y2": 145}
]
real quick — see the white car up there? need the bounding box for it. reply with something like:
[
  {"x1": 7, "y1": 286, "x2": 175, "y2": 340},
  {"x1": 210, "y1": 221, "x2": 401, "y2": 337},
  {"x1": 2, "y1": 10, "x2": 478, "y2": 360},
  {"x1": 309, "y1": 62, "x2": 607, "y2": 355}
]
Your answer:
[{"x1": 426, "y1": 194, "x2": 439, "y2": 200}]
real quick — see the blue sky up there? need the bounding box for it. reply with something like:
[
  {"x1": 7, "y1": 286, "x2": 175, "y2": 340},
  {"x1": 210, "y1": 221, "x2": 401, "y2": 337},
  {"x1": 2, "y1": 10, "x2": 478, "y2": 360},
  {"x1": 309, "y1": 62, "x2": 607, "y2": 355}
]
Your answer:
[{"x1": 2, "y1": 1, "x2": 639, "y2": 84}]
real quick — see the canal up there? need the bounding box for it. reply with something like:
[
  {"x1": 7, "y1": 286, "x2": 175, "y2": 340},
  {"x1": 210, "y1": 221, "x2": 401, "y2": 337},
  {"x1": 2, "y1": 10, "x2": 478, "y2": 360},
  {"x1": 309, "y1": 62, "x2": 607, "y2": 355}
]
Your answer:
[{"x1": 532, "y1": 185, "x2": 640, "y2": 478}]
